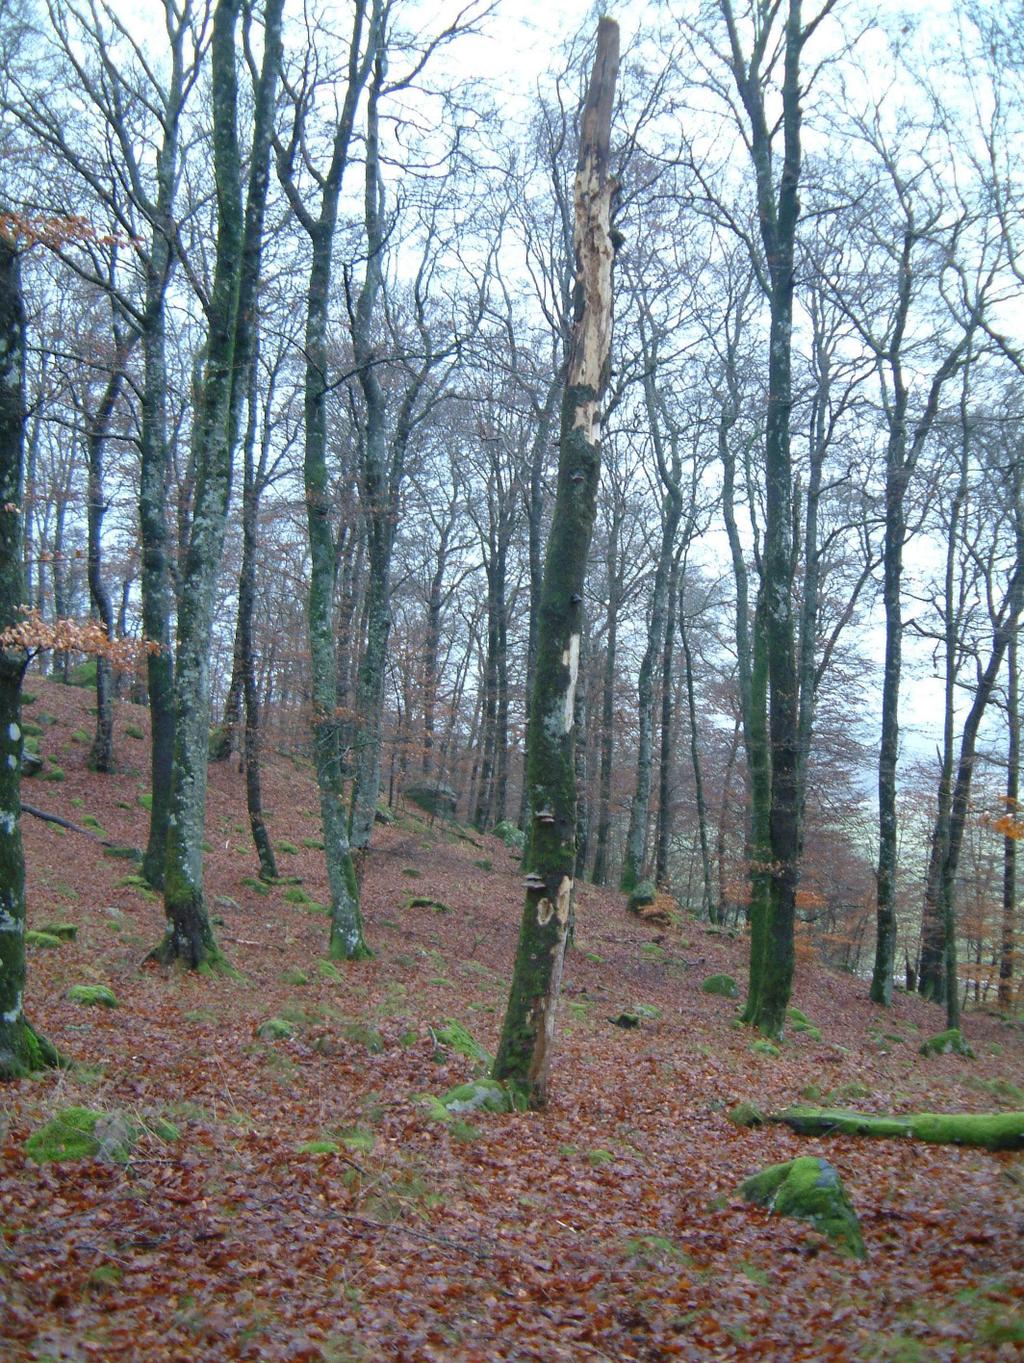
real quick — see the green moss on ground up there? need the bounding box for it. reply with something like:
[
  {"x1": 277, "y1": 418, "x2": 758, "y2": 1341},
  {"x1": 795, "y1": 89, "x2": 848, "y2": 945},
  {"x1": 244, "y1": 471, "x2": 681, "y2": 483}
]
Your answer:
[
  {"x1": 419, "y1": 1078, "x2": 527, "y2": 1122},
  {"x1": 432, "y1": 1019, "x2": 491, "y2": 1067},
  {"x1": 39, "y1": 921, "x2": 77, "y2": 941},
  {"x1": 702, "y1": 973, "x2": 739, "y2": 998},
  {"x1": 66, "y1": 984, "x2": 119, "y2": 1008},
  {"x1": 25, "y1": 1108, "x2": 138, "y2": 1164},
  {"x1": 919, "y1": 1028, "x2": 975, "y2": 1058},
  {"x1": 727, "y1": 1102, "x2": 765, "y2": 1128},
  {"x1": 25, "y1": 930, "x2": 63, "y2": 949},
  {"x1": 740, "y1": 1155, "x2": 865, "y2": 1258}
]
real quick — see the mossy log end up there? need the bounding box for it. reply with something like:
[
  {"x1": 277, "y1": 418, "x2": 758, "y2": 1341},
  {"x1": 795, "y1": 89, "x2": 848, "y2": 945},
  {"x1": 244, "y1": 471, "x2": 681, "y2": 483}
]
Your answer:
[{"x1": 769, "y1": 1105, "x2": 1024, "y2": 1151}]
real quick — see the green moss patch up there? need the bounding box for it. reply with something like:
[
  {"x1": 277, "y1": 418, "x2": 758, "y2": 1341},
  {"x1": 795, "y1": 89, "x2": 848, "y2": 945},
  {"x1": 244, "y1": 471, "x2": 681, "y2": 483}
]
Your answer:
[
  {"x1": 407, "y1": 895, "x2": 450, "y2": 913},
  {"x1": 279, "y1": 967, "x2": 309, "y2": 986},
  {"x1": 727, "y1": 1102, "x2": 765, "y2": 1128},
  {"x1": 26, "y1": 930, "x2": 63, "y2": 949},
  {"x1": 702, "y1": 973, "x2": 739, "y2": 998},
  {"x1": 25, "y1": 1107, "x2": 138, "y2": 1164},
  {"x1": 297, "y1": 1140, "x2": 341, "y2": 1156},
  {"x1": 919, "y1": 1028, "x2": 975, "y2": 1058},
  {"x1": 751, "y1": 1040, "x2": 780, "y2": 1058},
  {"x1": 67, "y1": 984, "x2": 119, "y2": 1008},
  {"x1": 257, "y1": 1017, "x2": 295, "y2": 1041},
  {"x1": 39, "y1": 921, "x2": 77, "y2": 941},
  {"x1": 740, "y1": 1155, "x2": 865, "y2": 1258},
  {"x1": 432, "y1": 1019, "x2": 491, "y2": 1068},
  {"x1": 418, "y1": 1078, "x2": 526, "y2": 1123}
]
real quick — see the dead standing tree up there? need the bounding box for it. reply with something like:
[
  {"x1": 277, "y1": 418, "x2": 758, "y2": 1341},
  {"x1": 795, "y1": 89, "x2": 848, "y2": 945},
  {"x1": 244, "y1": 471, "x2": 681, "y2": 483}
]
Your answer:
[{"x1": 492, "y1": 17, "x2": 619, "y2": 1108}]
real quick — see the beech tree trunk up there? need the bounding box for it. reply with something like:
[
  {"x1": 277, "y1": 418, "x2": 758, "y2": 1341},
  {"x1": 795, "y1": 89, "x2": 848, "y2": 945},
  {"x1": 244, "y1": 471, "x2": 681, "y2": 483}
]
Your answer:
[
  {"x1": 999, "y1": 634, "x2": 1019, "y2": 1009},
  {"x1": 85, "y1": 338, "x2": 133, "y2": 775},
  {"x1": 492, "y1": 17, "x2": 619, "y2": 1107},
  {"x1": 723, "y1": 0, "x2": 804, "y2": 1037},
  {"x1": 941, "y1": 529, "x2": 1024, "y2": 1031},
  {"x1": 276, "y1": 0, "x2": 374, "y2": 957},
  {"x1": 0, "y1": 234, "x2": 61, "y2": 1079},
  {"x1": 154, "y1": 0, "x2": 282, "y2": 968},
  {"x1": 620, "y1": 484, "x2": 682, "y2": 892}
]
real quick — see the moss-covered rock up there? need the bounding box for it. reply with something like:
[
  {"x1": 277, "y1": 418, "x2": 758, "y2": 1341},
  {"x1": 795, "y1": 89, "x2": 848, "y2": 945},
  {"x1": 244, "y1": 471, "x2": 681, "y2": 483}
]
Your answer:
[
  {"x1": 25, "y1": 1107, "x2": 138, "y2": 1164},
  {"x1": 67, "y1": 984, "x2": 119, "y2": 1008},
  {"x1": 740, "y1": 1156, "x2": 865, "y2": 1258},
  {"x1": 626, "y1": 880, "x2": 657, "y2": 914},
  {"x1": 919, "y1": 1028, "x2": 975, "y2": 1058},
  {"x1": 256, "y1": 1017, "x2": 295, "y2": 1041},
  {"x1": 41, "y1": 921, "x2": 77, "y2": 942},
  {"x1": 25, "y1": 930, "x2": 63, "y2": 949},
  {"x1": 701, "y1": 973, "x2": 739, "y2": 998},
  {"x1": 21, "y1": 749, "x2": 43, "y2": 777},
  {"x1": 419, "y1": 1078, "x2": 526, "y2": 1121}
]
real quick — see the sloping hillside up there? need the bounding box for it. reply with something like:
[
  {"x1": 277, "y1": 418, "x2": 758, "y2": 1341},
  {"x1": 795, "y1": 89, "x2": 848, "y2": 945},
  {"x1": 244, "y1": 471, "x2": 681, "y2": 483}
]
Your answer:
[{"x1": 2, "y1": 678, "x2": 1023, "y2": 1362}]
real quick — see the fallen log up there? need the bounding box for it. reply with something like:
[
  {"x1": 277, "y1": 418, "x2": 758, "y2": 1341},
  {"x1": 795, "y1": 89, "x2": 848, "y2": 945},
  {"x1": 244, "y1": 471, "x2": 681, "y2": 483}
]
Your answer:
[{"x1": 767, "y1": 1105, "x2": 1024, "y2": 1151}]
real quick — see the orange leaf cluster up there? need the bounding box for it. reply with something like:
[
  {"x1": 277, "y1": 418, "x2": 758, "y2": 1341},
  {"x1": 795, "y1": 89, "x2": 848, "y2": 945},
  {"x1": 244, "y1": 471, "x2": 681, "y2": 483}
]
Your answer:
[
  {"x1": 0, "y1": 607, "x2": 157, "y2": 671},
  {"x1": 0, "y1": 210, "x2": 137, "y2": 252}
]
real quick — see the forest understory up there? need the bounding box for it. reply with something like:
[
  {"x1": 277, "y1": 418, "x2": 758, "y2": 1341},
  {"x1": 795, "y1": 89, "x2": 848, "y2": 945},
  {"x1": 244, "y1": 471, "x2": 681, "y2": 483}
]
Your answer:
[{"x1": 1, "y1": 678, "x2": 1022, "y2": 1363}]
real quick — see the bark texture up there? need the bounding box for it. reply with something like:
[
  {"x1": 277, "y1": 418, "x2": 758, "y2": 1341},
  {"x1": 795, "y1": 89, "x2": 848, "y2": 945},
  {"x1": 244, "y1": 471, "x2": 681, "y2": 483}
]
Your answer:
[
  {"x1": 155, "y1": 0, "x2": 282, "y2": 967},
  {"x1": 0, "y1": 236, "x2": 61, "y2": 1079},
  {"x1": 492, "y1": 18, "x2": 619, "y2": 1107}
]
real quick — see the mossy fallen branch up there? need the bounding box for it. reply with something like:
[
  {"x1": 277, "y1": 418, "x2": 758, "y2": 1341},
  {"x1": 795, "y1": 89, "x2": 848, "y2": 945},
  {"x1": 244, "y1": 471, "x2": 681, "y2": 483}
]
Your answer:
[{"x1": 768, "y1": 1105, "x2": 1024, "y2": 1151}]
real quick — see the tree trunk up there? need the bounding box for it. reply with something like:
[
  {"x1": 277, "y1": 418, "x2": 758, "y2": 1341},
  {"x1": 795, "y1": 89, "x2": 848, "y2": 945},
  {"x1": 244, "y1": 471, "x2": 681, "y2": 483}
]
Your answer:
[
  {"x1": 492, "y1": 18, "x2": 618, "y2": 1107},
  {"x1": 0, "y1": 234, "x2": 61, "y2": 1079},
  {"x1": 237, "y1": 365, "x2": 277, "y2": 881},
  {"x1": 918, "y1": 432, "x2": 970, "y2": 1003},
  {"x1": 679, "y1": 573, "x2": 714, "y2": 918},
  {"x1": 86, "y1": 345, "x2": 132, "y2": 775},
  {"x1": 999, "y1": 633, "x2": 1019, "y2": 1009},
  {"x1": 154, "y1": 0, "x2": 282, "y2": 968},
  {"x1": 276, "y1": 0, "x2": 373, "y2": 956},
  {"x1": 941, "y1": 550, "x2": 1024, "y2": 1030},
  {"x1": 655, "y1": 559, "x2": 679, "y2": 889},
  {"x1": 590, "y1": 503, "x2": 622, "y2": 886},
  {"x1": 348, "y1": 26, "x2": 393, "y2": 853},
  {"x1": 620, "y1": 485, "x2": 682, "y2": 892}
]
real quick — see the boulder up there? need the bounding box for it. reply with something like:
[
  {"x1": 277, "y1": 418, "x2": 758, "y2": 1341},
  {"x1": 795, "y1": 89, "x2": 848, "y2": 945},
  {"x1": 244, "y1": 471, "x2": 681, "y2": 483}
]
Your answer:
[{"x1": 740, "y1": 1155, "x2": 865, "y2": 1258}]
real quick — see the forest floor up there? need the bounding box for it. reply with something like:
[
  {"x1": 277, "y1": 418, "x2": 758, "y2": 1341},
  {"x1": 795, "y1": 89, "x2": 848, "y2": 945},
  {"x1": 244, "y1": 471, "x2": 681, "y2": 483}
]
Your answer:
[{"x1": 1, "y1": 677, "x2": 1023, "y2": 1362}]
